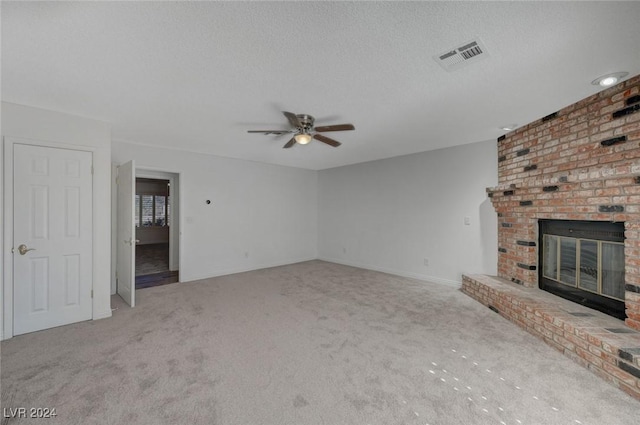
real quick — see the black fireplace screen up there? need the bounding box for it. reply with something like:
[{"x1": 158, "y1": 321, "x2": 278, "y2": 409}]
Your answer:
[{"x1": 539, "y1": 220, "x2": 626, "y2": 320}]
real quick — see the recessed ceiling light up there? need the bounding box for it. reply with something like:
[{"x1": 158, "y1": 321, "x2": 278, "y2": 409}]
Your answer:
[
  {"x1": 500, "y1": 124, "x2": 518, "y2": 131},
  {"x1": 591, "y1": 72, "x2": 628, "y2": 87}
]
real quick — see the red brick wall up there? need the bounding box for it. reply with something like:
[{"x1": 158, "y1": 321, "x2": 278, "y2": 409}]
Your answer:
[{"x1": 488, "y1": 74, "x2": 640, "y2": 330}]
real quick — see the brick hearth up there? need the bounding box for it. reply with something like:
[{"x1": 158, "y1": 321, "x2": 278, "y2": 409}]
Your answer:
[
  {"x1": 463, "y1": 74, "x2": 640, "y2": 401},
  {"x1": 462, "y1": 274, "x2": 640, "y2": 401}
]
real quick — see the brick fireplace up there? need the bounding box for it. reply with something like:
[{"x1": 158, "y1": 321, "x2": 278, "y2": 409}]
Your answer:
[
  {"x1": 490, "y1": 74, "x2": 640, "y2": 328},
  {"x1": 463, "y1": 74, "x2": 640, "y2": 400}
]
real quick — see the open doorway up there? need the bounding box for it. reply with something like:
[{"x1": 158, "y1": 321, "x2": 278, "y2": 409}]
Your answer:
[{"x1": 134, "y1": 171, "x2": 180, "y2": 289}]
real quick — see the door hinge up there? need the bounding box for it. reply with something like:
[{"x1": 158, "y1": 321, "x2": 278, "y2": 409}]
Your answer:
[
  {"x1": 91, "y1": 289, "x2": 94, "y2": 298},
  {"x1": 91, "y1": 165, "x2": 94, "y2": 175}
]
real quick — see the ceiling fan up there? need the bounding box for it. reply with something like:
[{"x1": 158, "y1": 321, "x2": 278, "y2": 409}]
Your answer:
[{"x1": 247, "y1": 111, "x2": 355, "y2": 148}]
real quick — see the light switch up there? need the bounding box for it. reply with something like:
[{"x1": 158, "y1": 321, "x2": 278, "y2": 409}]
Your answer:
[{"x1": 464, "y1": 216, "x2": 471, "y2": 225}]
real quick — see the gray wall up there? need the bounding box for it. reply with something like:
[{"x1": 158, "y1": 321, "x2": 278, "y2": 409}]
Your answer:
[
  {"x1": 112, "y1": 140, "x2": 318, "y2": 283},
  {"x1": 318, "y1": 139, "x2": 498, "y2": 286}
]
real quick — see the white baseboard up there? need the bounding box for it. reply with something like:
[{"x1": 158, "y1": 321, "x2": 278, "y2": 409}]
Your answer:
[
  {"x1": 181, "y1": 256, "x2": 318, "y2": 283},
  {"x1": 177, "y1": 256, "x2": 461, "y2": 289},
  {"x1": 93, "y1": 309, "x2": 113, "y2": 320},
  {"x1": 317, "y1": 257, "x2": 462, "y2": 288}
]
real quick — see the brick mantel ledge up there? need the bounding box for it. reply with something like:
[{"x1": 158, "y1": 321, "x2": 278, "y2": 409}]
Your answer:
[
  {"x1": 462, "y1": 274, "x2": 640, "y2": 401},
  {"x1": 486, "y1": 173, "x2": 640, "y2": 195}
]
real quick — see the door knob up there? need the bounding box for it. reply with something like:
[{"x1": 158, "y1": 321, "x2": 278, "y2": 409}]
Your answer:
[{"x1": 17, "y1": 244, "x2": 36, "y2": 255}]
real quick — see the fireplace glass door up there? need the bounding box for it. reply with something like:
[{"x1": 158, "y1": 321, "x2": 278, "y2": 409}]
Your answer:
[{"x1": 542, "y1": 235, "x2": 624, "y2": 301}]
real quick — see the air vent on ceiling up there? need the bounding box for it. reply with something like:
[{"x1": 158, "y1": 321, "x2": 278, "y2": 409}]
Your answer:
[{"x1": 434, "y1": 38, "x2": 489, "y2": 72}]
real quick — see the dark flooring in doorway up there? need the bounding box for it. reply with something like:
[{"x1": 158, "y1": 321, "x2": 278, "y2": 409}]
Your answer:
[
  {"x1": 136, "y1": 270, "x2": 179, "y2": 289},
  {"x1": 136, "y1": 243, "x2": 169, "y2": 276},
  {"x1": 136, "y1": 243, "x2": 178, "y2": 289}
]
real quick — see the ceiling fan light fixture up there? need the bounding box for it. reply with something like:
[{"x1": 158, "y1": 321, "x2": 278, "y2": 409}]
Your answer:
[
  {"x1": 248, "y1": 111, "x2": 353, "y2": 148},
  {"x1": 294, "y1": 133, "x2": 312, "y2": 145},
  {"x1": 591, "y1": 72, "x2": 628, "y2": 87}
]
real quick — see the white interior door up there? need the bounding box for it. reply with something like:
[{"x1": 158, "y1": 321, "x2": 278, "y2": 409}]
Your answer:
[
  {"x1": 13, "y1": 144, "x2": 93, "y2": 335},
  {"x1": 116, "y1": 160, "x2": 136, "y2": 307}
]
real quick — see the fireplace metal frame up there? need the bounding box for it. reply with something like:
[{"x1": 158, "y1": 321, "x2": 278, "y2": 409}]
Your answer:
[{"x1": 538, "y1": 219, "x2": 626, "y2": 320}]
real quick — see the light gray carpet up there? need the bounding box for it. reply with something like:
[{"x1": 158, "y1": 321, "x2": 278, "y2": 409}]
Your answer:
[{"x1": 1, "y1": 260, "x2": 638, "y2": 424}]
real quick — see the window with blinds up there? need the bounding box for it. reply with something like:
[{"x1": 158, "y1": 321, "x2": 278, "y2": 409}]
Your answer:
[{"x1": 135, "y1": 178, "x2": 170, "y2": 228}]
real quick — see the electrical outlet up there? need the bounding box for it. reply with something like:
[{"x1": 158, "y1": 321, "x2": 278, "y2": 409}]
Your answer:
[
  {"x1": 244, "y1": 251, "x2": 249, "y2": 258},
  {"x1": 343, "y1": 247, "x2": 347, "y2": 254},
  {"x1": 424, "y1": 258, "x2": 429, "y2": 266},
  {"x1": 464, "y1": 216, "x2": 471, "y2": 225}
]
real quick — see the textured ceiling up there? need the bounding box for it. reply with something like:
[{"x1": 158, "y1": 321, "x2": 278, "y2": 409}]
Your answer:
[{"x1": 3, "y1": 1, "x2": 640, "y2": 170}]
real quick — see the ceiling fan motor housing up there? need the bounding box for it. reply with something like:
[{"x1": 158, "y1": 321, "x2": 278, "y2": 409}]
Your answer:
[{"x1": 296, "y1": 114, "x2": 315, "y2": 130}]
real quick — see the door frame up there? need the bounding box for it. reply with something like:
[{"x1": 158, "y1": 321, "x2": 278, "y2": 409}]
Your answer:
[
  {"x1": 2, "y1": 136, "x2": 98, "y2": 340},
  {"x1": 135, "y1": 169, "x2": 181, "y2": 273},
  {"x1": 111, "y1": 166, "x2": 182, "y2": 295}
]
